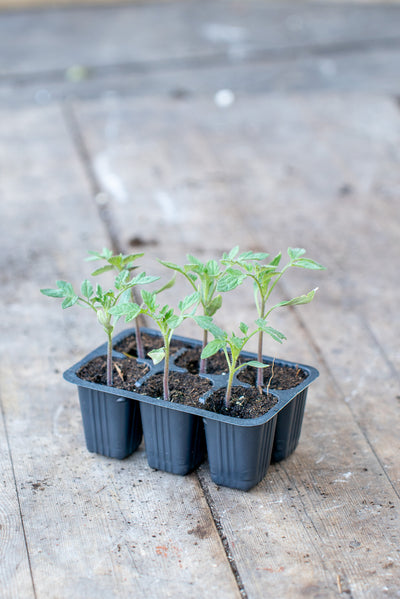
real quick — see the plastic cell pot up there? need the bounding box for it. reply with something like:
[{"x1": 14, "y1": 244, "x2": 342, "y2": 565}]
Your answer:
[{"x1": 63, "y1": 328, "x2": 319, "y2": 490}]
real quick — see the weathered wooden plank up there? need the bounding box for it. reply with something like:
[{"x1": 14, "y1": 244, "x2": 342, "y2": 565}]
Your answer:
[
  {"x1": 0, "y1": 405, "x2": 35, "y2": 598},
  {"x1": 0, "y1": 104, "x2": 240, "y2": 598},
  {"x1": 2, "y1": 44, "x2": 400, "y2": 111},
  {"x1": 0, "y1": 0, "x2": 167, "y2": 10},
  {"x1": 72, "y1": 91, "x2": 400, "y2": 596},
  {"x1": 1, "y1": 1, "x2": 400, "y2": 77},
  {"x1": 198, "y1": 369, "x2": 400, "y2": 597}
]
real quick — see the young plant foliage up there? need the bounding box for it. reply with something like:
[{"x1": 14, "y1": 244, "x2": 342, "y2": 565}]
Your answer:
[
  {"x1": 159, "y1": 250, "x2": 246, "y2": 373},
  {"x1": 86, "y1": 248, "x2": 160, "y2": 359},
  {"x1": 41, "y1": 274, "x2": 143, "y2": 387},
  {"x1": 112, "y1": 290, "x2": 200, "y2": 401},
  {"x1": 41, "y1": 249, "x2": 161, "y2": 386},
  {"x1": 196, "y1": 317, "x2": 275, "y2": 409},
  {"x1": 220, "y1": 247, "x2": 325, "y2": 388}
]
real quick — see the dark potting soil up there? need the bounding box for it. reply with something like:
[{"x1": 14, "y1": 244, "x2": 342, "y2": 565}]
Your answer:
[
  {"x1": 77, "y1": 357, "x2": 278, "y2": 419},
  {"x1": 114, "y1": 332, "x2": 187, "y2": 359},
  {"x1": 139, "y1": 372, "x2": 277, "y2": 419},
  {"x1": 175, "y1": 347, "x2": 307, "y2": 390},
  {"x1": 203, "y1": 386, "x2": 278, "y2": 419},
  {"x1": 237, "y1": 362, "x2": 307, "y2": 390},
  {"x1": 77, "y1": 356, "x2": 149, "y2": 391},
  {"x1": 138, "y1": 371, "x2": 212, "y2": 403},
  {"x1": 174, "y1": 347, "x2": 227, "y2": 374}
]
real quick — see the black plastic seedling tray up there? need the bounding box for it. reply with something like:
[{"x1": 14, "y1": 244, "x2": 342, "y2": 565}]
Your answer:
[{"x1": 64, "y1": 328, "x2": 319, "y2": 490}]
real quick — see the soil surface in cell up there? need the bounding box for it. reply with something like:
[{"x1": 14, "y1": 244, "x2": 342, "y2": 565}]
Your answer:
[
  {"x1": 77, "y1": 356, "x2": 149, "y2": 390},
  {"x1": 139, "y1": 372, "x2": 277, "y2": 419},
  {"x1": 114, "y1": 332, "x2": 188, "y2": 358},
  {"x1": 175, "y1": 347, "x2": 308, "y2": 389}
]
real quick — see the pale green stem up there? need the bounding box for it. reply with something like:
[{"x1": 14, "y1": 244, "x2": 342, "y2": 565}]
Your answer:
[
  {"x1": 106, "y1": 331, "x2": 113, "y2": 387},
  {"x1": 257, "y1": 298, "x2": 266, "y2": 388},
  {"x1": 135, "y1": 316, "x2": 145, "y2": 359},
  {"x1": 257, "y1": 330, "x2": 264, "y2": 388},
  {"x1": 224, "y1": 366, "x2": 235, "y2": 409},
  {"x1": 163, "y1": 339, "x2": 170, "y2": 401},
  {"x1": 199, "y1": 328, "x2": 208, "y2": 374},
  {"x1": 223, "y1": 347, "x2": 236, "y2": 409}
]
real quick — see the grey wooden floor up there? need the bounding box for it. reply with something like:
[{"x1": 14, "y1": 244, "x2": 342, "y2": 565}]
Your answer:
[{"x1": 1, "y1": 1, "x2": 400, "y2": 597}]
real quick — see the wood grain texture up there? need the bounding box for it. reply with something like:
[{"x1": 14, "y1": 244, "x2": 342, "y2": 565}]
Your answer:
[
  {"x1": 0, "y1": 406, "x2": 35, "y2": 598},
  {"x1": 1, "y1": 1, "x2": 400, "y2": 109},
  {"x1": 1, "y1": 1, "x2": 400, "y2": 597},
  {"x1": 71, "y1": 91, "x2": 400, "y2": 596},
  {"x1": 1, "y1": 1, "x2": 400, "y2": 76},
  {"x1": 0, "y1": 104, "x2": 240, "y2": 598}
]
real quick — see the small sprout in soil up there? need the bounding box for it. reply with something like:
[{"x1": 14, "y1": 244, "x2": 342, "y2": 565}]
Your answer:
[
  {"x1": 40, "y1": 271, "x2": 146, "y2": 387},
  {"x1": 219, "y1": 246, "x2": 325, "y2": 388},
  {"x1": 197, "y1": 318, "x2": 273, "y2": 409},
  {"x1": 159, "y1": 253, "x2": 232, "y2": 374},
  {"x1": 113, "y1": 289, "x2": 200, "y2": 402},
  {"x1": 86, "y1": 248, "x2": 161, "y2": 359}
]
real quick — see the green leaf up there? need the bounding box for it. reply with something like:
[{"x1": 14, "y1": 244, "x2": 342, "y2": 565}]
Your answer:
[
  {"x1": 85, "y1": 251, "x2": 102, "y2": 261},
  {"x1": 97, "y1": 309, "x2": 109, "y2": 326},
  {"x1": 230, "y1": 333, "x2": 244, "y2": 351},
  {"x1": 287, "y1": 247, "x2": 306, "y2": 261},
  {"x1": 91, "y1": 265, "x2": 115, "y2": 276},
  {"x1": 155, "y1": 274, "x2": 176, "y2": 294},
  {"x1": 110, "y1": 255, "x2": 126, "y2": 269},
  {"x1": 186, "y1": 263, "x2": 203, "y2": 276},
  {"x1": 256, "y1": 320, "x2": 286, "y2": 343},
  {"x1": 238, "y1": 250, "x2": 269, "y2": 262},
  {"x1": 131, "y1": 272, "x2": 159, "y2": 286},
  {"x1": 122, "y1": 252, "x2": 144, "y2": 265},
  {"x1": 61, "y1": 295, "x2": 79, "y2": 309},
  {"x1": 148, "y1": 348, "x2": 165, "y2": 365},
  {"x1": 166, "y1": 315, "x2": 183, "y2": 330},
  {"x1": 118, "y1": 288, "x2": 133, "y2": 304},
  {"x1": 95, "y1": 284, "x2": 104, "y2": 300},
  {"x1": 109, "y1": 302, "x2": 141, "y2": 322},
  {"x1": 217, "y1": 270, "x2": 244, "y2": 292},
  {"x1": 227, "y1": 246, "x2": 239, "y2": 260},
  {"x1": 124, "y1": 304, "x2": 142, "y2": 322},
  {"x1": 193, "y1": 315, "x2": 213, "y2": 329},
  {"x1": 193, "y1": 316, "x2": 225, "y2": 339},
  {"x1": 160, "y1": 305, "x2": 174, "y2": 320},
  {"x1": 81, "y1": 280, "x2": 93, "y2": 299},
  {"x1": 86, "y1": 248, "x2": 113, "y2": 261},
  {"x1": 40, "y1": 287, "x2": 65, "y2": 298},
  {"x1": 186, "y1": 254, "x2": 203, "y2": 267},
  {"x1": 115, "y1": 269, "x2": 129, "y2": 289},
  {"x1": 206, "y1": 295, "x2": 222, "y2": 316},
  {"x1": 56, "y1": 280, "x2": 73, "y2": 293},
  {"x1": 239, "y1": 322, "x2": 248, "y2": 335},
  {"x1": 109, "y1": 303, "x2": 132, "y2": 316},
  {"x1": 292, "y1": 258, "x2": 326, "y2": 270},
  {"x1": 179, "y1": 292, "x2": 200, "y2": 312},
  {"x1": 269, "y1": 252, "x2": 282, "y2": 267},
  {"x1": 244, "y1": 360, "x2": 268, "y2": 369},
  {"x1": 274, "y1": 288, "x2": 317, "y2": 308},
  {"x1": 201, "y1": 339, "x2": 225, "y2": 359},
  {"x1": 141, "y1": 289, "x2": 156, "y2": 311},
  {"x1": 158, "y1": 259, "x2": 184, "y2": 274},
  {"x1": 205, "y1": 259, "x2": 220, "y2": 276}
]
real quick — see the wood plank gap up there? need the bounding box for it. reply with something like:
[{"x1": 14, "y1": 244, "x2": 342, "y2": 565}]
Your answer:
[
  {"x1": 3, "y1": 35, "x2": 400, "y2": 88},
  {"x1": 0, "y1": 397, "x2": 37, "y2": 599},
  {"x1": 61, "y1": 100, "x2": 121, "y2": 254},
  {"x1": 282, "y1": 281, "x2": 400, "y2": 502},
  {"x1": 358, "y1": 315, "x2": 399, "y2": 381},
  {"x1": 61, "y1": 100, "x2": 150, "y2": 327},
  {"x1": 196, "y1": 470, "x2": 248, "y2": 599}
]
